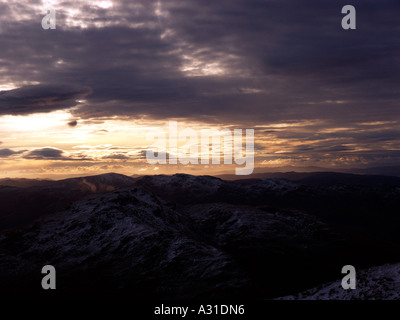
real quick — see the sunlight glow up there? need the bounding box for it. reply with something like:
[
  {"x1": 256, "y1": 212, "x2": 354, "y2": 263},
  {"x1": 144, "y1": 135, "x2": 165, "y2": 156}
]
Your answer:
[
  {"x1": 0, "y1": 111, "x2": 71, "y2": 132},
  {"x1": 181, "y1": 56, "x2": 226, "y2": 77}
]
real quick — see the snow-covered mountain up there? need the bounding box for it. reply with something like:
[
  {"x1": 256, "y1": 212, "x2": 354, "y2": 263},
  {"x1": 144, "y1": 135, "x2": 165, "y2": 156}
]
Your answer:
[
  {"x1": 278, "y1": 263, "x2": 400, "y2": 300},
  {"x1": 0, "y1": 180, "x2": 347, "y2": 299},
  {"x1": 0, "y1": 172, "x2": 399, "y2": 299},
  {"x1": 0, "y1": 186, "x2": 246, "y2": 299}
]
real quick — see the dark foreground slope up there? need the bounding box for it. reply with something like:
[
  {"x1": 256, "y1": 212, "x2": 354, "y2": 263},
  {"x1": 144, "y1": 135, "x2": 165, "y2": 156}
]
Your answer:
[
  {"x1": 278, "y1": 263, "x2": 400, "y2": 300},
  {"x1": 0, "y1": 172, "x2": 399, "y2": 299}
]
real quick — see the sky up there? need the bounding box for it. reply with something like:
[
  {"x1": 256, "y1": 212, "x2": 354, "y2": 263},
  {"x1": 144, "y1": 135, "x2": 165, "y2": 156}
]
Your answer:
[{"x1": 0, "y1": 0, "x2": 399, "y2": 179}]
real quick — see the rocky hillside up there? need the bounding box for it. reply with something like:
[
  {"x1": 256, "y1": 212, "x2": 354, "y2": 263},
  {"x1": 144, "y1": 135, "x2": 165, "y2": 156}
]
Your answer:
[
  {"x1": 0, "y1": 172, "x2": 399, "y2": 299},
  {"x1": 0, "y1": 173, "x2": 137, "y2": 231},
  {"x1": 278, "y1": 263, "x2": 400, "y2": 300}
]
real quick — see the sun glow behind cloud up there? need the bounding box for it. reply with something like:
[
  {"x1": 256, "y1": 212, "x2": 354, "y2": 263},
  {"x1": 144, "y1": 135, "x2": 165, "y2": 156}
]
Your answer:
[
  {"x1": 0, "y1": 0, "x2": 399, "y2": 178},
  {"x1": 0, "y1": 111, "x2": 71, "y2": 133},
  {"x1": 0, "y1": 114, "x2": 256, "y2": 178},
  {"x1": 0, "y1": 111, "x2": 398, "y2": 179}
]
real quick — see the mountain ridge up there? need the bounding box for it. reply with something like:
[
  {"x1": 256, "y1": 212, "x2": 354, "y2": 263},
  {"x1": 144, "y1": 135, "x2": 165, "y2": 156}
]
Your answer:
[{"x1": 0, "y1": 171, "x2": 399, "y2": 299}]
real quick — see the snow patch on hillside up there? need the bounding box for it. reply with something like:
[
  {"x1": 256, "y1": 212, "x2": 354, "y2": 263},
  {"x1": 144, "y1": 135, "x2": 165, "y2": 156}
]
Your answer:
[{"x1": 279, "y1": 263, "x2": 400, "y2": 300}]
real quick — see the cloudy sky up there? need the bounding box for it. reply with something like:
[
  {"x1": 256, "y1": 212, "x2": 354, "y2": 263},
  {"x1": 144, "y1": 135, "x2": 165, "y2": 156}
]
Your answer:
[{"x1": 0, "y1": 0, "x2": 399, "y2": 178}]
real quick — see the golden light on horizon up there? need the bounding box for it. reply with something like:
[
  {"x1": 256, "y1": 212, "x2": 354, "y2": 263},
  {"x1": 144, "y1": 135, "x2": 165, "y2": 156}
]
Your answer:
[
  {"x1": 0, "y1": 111, "x2": 71, "y2": 132},
  {"x1": 0, "y1": 111, "x2": 398, "y2": 180}
]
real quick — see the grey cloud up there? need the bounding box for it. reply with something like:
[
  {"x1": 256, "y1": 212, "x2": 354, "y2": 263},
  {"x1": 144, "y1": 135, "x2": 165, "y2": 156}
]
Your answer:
[
  {"x1": 23, "y1": 147, "x2": 93, "y2": 161},
  {"x1": 0, "y1": 148, "x2": 25, "y2": 157},
  {"x1": 137, "y1": 150, "x2": 149, "y2": 160},
  {"x1": 0, "y1": 84, "x2": 92, "y2": 116},
  {"x1": 275, "y1": 130, "x2": 398, "y2": 142},
  {"x1": 0, "y1": 1, "x2": 398, "y2": 123},
  {"x1": 23, "y1": 147, "x2": 65, "y2": 160},
  {"x1": 254, "y1": 143, "x2": 267, "y2": 151},
  {"x1": 102, "y1": 154, "x2": 130, "y2": 160},
  {"x1": 288, "y1": 144, "x2": 355, "y2": 154},
  {"x1": 84, "y1": 0, "x2": 397, "y2": 124},
  {"x1": 68, "y1": 120, "x2": 78, "y2": 127}
]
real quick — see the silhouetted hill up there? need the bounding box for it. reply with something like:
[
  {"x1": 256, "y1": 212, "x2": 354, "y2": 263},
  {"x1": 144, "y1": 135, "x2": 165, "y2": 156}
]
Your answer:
[
  {"x1": 0, "y1": 172, "x2": 399, "y2": 299},
  {"x1": 296, "y1": 172, "x2": 400, "y2": 187},
  {"x1": 218, "y1": 171, "x2": 400, "y2": 182},
  {"x1": 0, "y1": 173, "x2": 136, "y2": 231},
  {"x1": 0, "y1": 178, "x2": 54, "y2": 188},
  {"x1": 0, "y1": 182, "x2": 364, "y2": 299},
  {"x1": 347, "y1": 165, "x2": 400, "y2": 177}
]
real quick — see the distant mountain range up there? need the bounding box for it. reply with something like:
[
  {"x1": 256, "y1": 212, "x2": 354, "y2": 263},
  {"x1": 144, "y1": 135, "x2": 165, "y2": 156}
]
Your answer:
[
  {"x1": 0, "y1": 178, "x2": 54, "y2": 188},
  {"x1": 217, "y1": 166, "x2": 400, "y2": 180},
  {"x1": 0, "y1": 172, "x2": 399, "y2": 299},
  {"x1": 0, "y1": 173, "x2": 137, "y2": 232}
]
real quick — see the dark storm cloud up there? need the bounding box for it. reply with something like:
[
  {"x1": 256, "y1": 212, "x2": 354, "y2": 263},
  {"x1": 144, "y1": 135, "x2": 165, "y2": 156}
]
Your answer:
[
  {"x1": 272, "y1": 126, "x2": 400, "y2": 146},
  {"x1": 68, "y1": 120, "x2": 78, "y2": 127},
  {"x1": 23, "y1": 147, "x2": 66, "y2": 160},
  {"x1": 0, "y1": 84, "x2": 92, "y2": 116},
  {"x1": 0, "y1": 148, "x2": 25, "y2": 157},
  {"x1": 102, "y1": 154, "x2": 130, "y2": 160},
  {"x1": 22, "y1": 147, "x2": 92, "y2": 161},
  {"x1": 0, "y1": 0, "x2": 398, "y2": 124}
]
